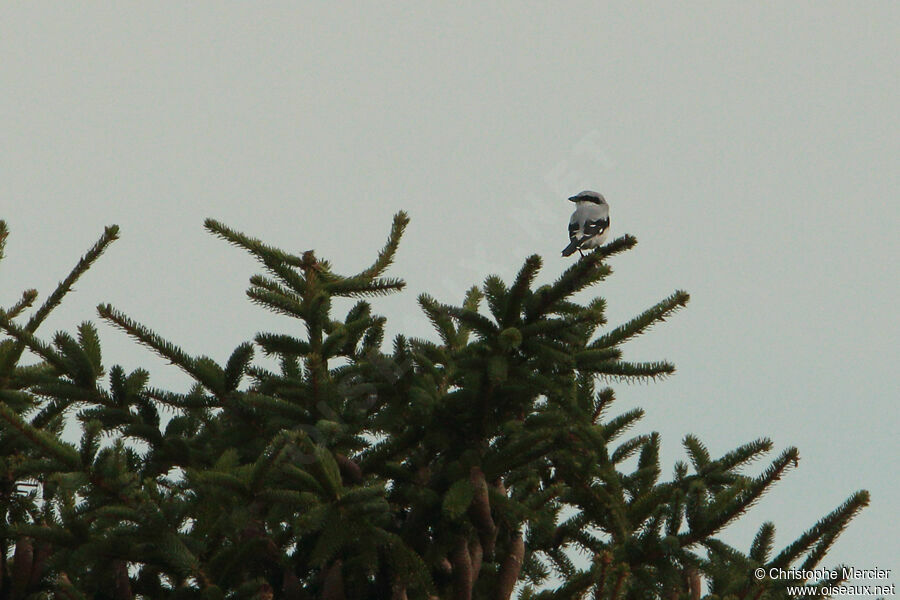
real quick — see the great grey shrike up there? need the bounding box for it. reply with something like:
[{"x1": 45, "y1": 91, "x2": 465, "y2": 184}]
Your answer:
[{"x1": 561, "y1": 191, "x2": 610, "y2": 257}]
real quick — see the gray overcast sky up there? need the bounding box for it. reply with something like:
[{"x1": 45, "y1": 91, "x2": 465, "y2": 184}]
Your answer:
[{"x1": 2, "y1": 2, "x2": 898, "y2": 588}]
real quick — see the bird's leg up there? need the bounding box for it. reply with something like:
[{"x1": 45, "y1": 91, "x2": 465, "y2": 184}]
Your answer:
[{"x1": 578, "y1": 248, "x2": 584, "y2": 257}]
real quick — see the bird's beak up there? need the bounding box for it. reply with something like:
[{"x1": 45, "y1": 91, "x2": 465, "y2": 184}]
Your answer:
[{"x1": 567, "y1": 196, "x2": 579, "y2": 202}]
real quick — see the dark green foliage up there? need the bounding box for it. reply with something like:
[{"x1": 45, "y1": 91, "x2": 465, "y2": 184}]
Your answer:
[{"x1": 0, "y1": 216, "x2": 867, "y2": 599}]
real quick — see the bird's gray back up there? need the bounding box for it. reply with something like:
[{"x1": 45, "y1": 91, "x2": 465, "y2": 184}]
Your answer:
[{"x1": 570, "y1": 202, "x2": 609, "y2": 225}]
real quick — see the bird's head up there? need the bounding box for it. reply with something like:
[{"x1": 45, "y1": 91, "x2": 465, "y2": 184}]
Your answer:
[{"x1": 568, "y1": 190, "x2": 607, "y2": 205}]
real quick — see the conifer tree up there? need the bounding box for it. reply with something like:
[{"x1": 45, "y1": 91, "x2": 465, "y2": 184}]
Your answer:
[{"x1": 0, "y1": 215, "x2": 868, "y2": 599}]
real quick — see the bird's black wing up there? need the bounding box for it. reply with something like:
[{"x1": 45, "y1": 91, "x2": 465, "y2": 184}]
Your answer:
[
  {"x1": 568, "y1": 220, "x2": 579, "y2": 240},
  {"x1": 583, "y1": 217, "x2": 609, "y2": 236}
]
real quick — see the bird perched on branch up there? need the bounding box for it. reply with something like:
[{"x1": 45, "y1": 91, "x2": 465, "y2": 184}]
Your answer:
[{"x1": 561, "y1": 191, "x2": 610, "y2": 257}]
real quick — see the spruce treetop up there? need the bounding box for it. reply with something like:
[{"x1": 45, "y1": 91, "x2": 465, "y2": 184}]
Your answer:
[{"x1": 0, "y1": 215, "x2": 867, "y2": 599}]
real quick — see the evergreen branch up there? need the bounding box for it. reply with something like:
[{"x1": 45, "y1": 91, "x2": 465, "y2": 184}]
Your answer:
[
  {"x1": 24, "y1": 225, "x2": 119, "y2": 336},
  {"x1": 589, "y1": 234, "x2": 638, "y2": 259},
  {"x1": 338, "y1": 304, "x2": 382, "y2": 354},
  {"x1": 0, "y1": 401, "x2": 81, "y2": 469},
  {"x1": 256, "y1": 487, "x2": 308, "y2": 506},
  {"x1": 0, "y1": 225, "x2": 116, "y2": 374},
  {"x1": 307, "y1": 444, "x2": 344, "y2": 500},
  {"x1": 631, "y1": 432, "x2": 662, "y2": 493},
  {"x1": 592, "y1": 360, "x2": 676, "y2": 380},
  {"x1": 575, "y1": 348, "x2": 624, "y2": 371},
  {"x1": 482, "y1": 275, "x2": 509, "y2": 325},
  {"x1": 343, "y1": 299, "x2": 373, "y2": 324},
  {"x1": 255, "y1": 332, "x2": 312, "y2": 357},
  {"x1": 665, "y1": 489, "x2": 686, "y2": 537},
  {"x1": 529, "y1": 565, "x2": 596, "y2": 599},
  {"x1": 188, "y1": 468, "x2": 249, "y2": 495},
  {"x1": 418, "y1": 294, "x2": 457, "y2": 346},
  {"x1": 209, "y1": 220, "x2": 312, "y2": 295},
  {"x1": 503, "y1": 255, "x2": 542, "y2": 325},
  {"x1": 742, "y1": 447, "x2": 800, "y2": 505},
  {"x1": 11, "y1": 523, "x2": 78, "y2": 547},
  {"x1": 247, "y1": 286, "x2": 306, "y2": 319},
  {"x1": 249, "y1": 431, "x2": 295, "y2": 491},
  {"x1": 526, "y1": 252, "x2": 612, "y2": 320},
  {"x1": 204, "y1": 218, "x2": 306, "y2": 267},
  {"x1": 97, "y1": 304, "x2": 221, "y2": 392},
  {"x1": 28, "y1": 395, "x2": 76, "y2": 430},
  {"x1": 768, "y1": 490, "x2": 869, "y2": 569},
  {"x1": 798, "y1": 528, "x2": 842, "y2": 573},
  {"x1": 354, "y1": 210, "x2": 410, "y2": 280},
  {"x1": 145, "y1": 386, "x2": 216, "y2": 409},
  {"x1": 573, "y1": 476, "x2": 630, "y2": 542},
  {"x1": 444, "y1": 306, "x2": 499, "y2": 337},
  {"x1": 2, "y1": 288, "x2": 38, "y2": 320},
  {"x1": 519, "y1": 317, "x2": 585, "y2": 340},
  {"x1": 683, "y1": 435, "x2": 711, "y2": 471},
  {"x1": 77, "y1": 321, "x2": 104, "y2": 376},
  {"x1": 544, "y1": 545, "x2": 577, "y2": 579},
  {"x1": 248, "y1": 273, "x2": 294, "y2": 298},
  {"x1": 326, "y1": 276, "x2": 406, "y2": 297},
  {"x1": 242, "y1": 392, "x2": 310, "y2": 421},
  {"x1": 601, "y1": 408, "x2": 645, "y2": 442},
  {"x1": 681, "y1": 447, "x2": 800, "y2": 545},
  {"x1": 79, "y1": 418, "x2": 102, "y2": 464},
  {"x1": 8, "y1": 360, "x2": 58, "y2": 388},
  {"x1": 749, "y1": 522, "x2": 776, "y2": 562},
  {"x1": 715, "y1": 438, "x2": 774, "y2": 473},
  {"x1": 282, "y1": 464, "x2": 327, "y2": 495},
  {"x1": 158, "y1": 531, "x2": 204, "y2": 579},
  {"x1": 224, "y1": 342, "x2": 255, "y2": 392},
  {"x1": 54, "y1": 330, "x2": 99, "y2": 387},
  {"x1": 0, "y1": 389, "x2": 35, "y2": 412},
  {"x1": 0, "y1": 219, "x2": 7, "y2": 263},
  {"x1": 610, "y1": 435, "x2": 650, "y2": 464},
  {"x1": 461, "y1": 285, "x2": 483, "y2": 311},
  {"x1": 591, "y1": 387, "x2": 615, "y2": 423},
  {"x1": 269, "y1": 258, "x2": 312, "y2": 295},
  {"x1": 590, "y1": 290, "x2": 690, "y2": 349},
  {"x1": 0, "y1": 312, "x2": 72, "y2": 374},
  {"x1": 702, "y1": 537, "x2": 747, "y2": 565},
  {"x1": 362, "y1": 316, "x2": 386, "y2": 352}
]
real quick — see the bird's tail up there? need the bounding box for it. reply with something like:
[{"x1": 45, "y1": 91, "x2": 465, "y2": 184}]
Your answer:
[{"x1": 561, "y1": 238, "x2": 580, "y2": 257}]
